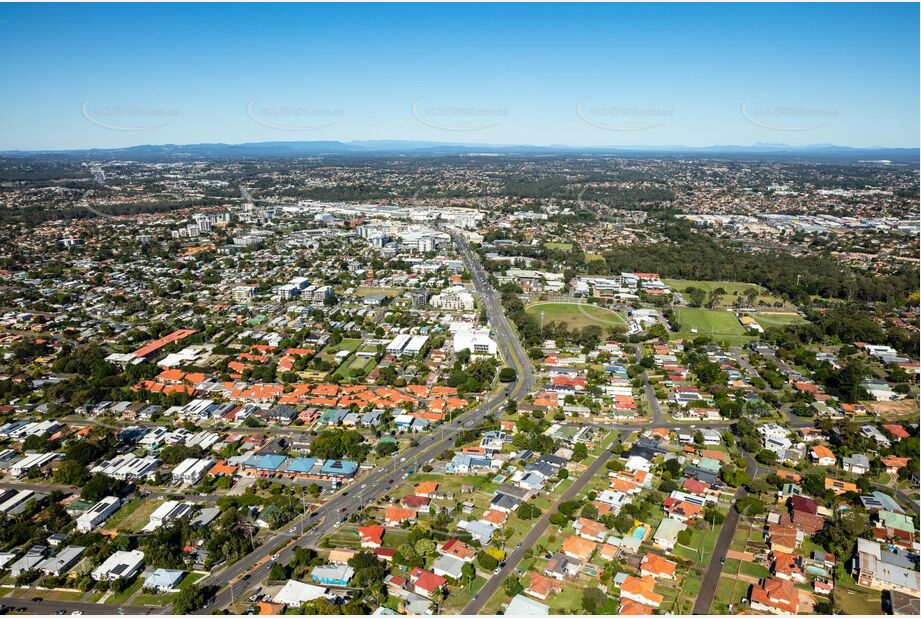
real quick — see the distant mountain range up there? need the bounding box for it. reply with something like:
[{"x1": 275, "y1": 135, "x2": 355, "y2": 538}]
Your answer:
[{"x1": 2, "y1": 140, "x2": 918, "y2": 162}]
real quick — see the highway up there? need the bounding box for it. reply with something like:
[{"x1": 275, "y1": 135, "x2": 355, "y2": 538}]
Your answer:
[{"x1": 197, "y1": 228, "x2": 536, "y2": 612}]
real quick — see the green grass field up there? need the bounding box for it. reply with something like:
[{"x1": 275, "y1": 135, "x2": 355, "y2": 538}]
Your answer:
[
  {"x1": 665, "y1": 279, "x2": 788, "y2": 308},
  {"x1": 525, "y1": 302, "x2": 627, "y2": 331},
  {"x1": 544, "y1": 242, "x2": 573, "y2": 251},
  {"x1": 664, "y1": 279, "x2": 764, "y2": 295},
  {"x1": 671, "y1": 308, "x2": 756, "y2": 345},
  {"x1": 332, "y1": 354, "x2": 377, "y2": 378},
  {"x1": 318, "y1": 338, "x2": 363, "y2": 363},
  {"x1": 751, "y1": 312, "x2": 808, "y2": 330}
]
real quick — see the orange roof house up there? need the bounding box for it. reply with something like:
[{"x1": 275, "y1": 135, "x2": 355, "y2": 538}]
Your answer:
[
  {"x1": 526, "y1": 573, "x2": 562, "y2": 601},
  {"x1": 415, "y1": 481, "x2": 438, "y2": 497},
  {"x1": 573, "y1": 518, "x2": 607, "y2": 541},
  {"x1": 881, "y1": 456, "x2": 910, "y2": 473},
  {"x1": 619, "y1": 575, "x2": 663, "y2": 608},
  {"x1": 639, "y1": 552, "x2": 677, "y2": 580},
  {"x1": 750, "y1": 577, "x2": 799, "y2": 614},
  {"x1": 809, "y1": 445, "x2": 836, "y2": 466},
  {"x1": 208, "y1": 461, "x2": 238, "y2": 477},
  {"x1": 771, "y1": 551, "x2": 806, "y2": 583},
  {"x1": 824, "y1": 477, "x2": 858, "y2": 495},
  {"x1": 481, "y1": 509, "x2": 508, "y2": 526},
  {"x1": 357, "y1": 524, "x2": 385, "y2": 548},
  {"x1": 439, "y1": 538, "x2": 477, "y2": 562},
  {"x1": 599, "y1": 543, "x2": 619, "y2": 561},
  {"x1": 385, "y1": 507, "x2": 416, "y2": 526},
  {"x1": 561, "y1": 535, "x2": 597, "y2": 561},
  {"x1": 619, "y1": 599, "x2": 654, "y2": 615}
]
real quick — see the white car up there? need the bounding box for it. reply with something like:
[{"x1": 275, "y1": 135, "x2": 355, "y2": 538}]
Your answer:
[
  {"x1": 271, "y1": 553, "x2": 280, "y2": 561},
  {"x1": 333, "y1": 521, "x2": 341, "y2": 528}
]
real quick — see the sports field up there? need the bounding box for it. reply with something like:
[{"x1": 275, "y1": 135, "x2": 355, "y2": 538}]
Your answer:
[
  {"x1": 671, "y1": 308, "x2": 754, "y2": 345},
  {"x1": 665, "y1": 279, "x2": 787, "y2": 307},
  {"x1": 664, "y1": 279, "x2": 764, "y2": 295},
  {"x1": 751, "y1": 312, "x2": 807, "y2": 330},
  {"x1": 525, "y1": 302, "x2": 627, "y2": 330}
]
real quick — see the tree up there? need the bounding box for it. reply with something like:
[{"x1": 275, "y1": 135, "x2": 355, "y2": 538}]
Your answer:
[
  {"x1": 172, "y1": 584, "x2": 213, "y2": 614},
  {"x1": 572, "y1": 443, "x2": 588, "y2": 461},
  {"x1": 735, "y1": 496, "x2": 765, "y2": 516},
  {"x1": 498, "y1": 367, "x2": 517, "y2": 383},
  {"x1": 516, "y1": 503, "x2": 540, "y2": 520},
  {"x1": 53, "y1": 460, "x2": 90, "y2": 486},
  {"x1": 703, "y1": 505, "x2": 725, "y2": 526},
  {"x1": 461, "y1": 561, "x2": 476, "y2": 586},
  {"x1": 414, "y1": 539, "x2": 435, "y2": 557},
  {"x1": 582, "y1": 587, "x2": 607, "y2": 613},
  {"x1": 375, "y1": 441, "x2": 398, "y2": 457},
  {"x1": 476, "y1": 550, "x2": 498, "y2": 571},
  {"x1": 80, "y1": 474, "x2": 121, "y2": 502},
  {"x1": 504, "y1": 575, "x2": 523, "y2": 597},
  {"x1": 268, "y1": 563, "x2": 289, "y2": 582}
]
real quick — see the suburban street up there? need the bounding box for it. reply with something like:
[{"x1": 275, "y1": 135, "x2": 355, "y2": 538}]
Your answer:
[
  {"x1": 461, "y1": 440, "x2": 619, "y2": 614},
  {"x1": 691, "y1": 452, "x2": 760, "y2": 614},
  {"x1": 635, "y1": 346, "x2": 665, "y2": 425}
]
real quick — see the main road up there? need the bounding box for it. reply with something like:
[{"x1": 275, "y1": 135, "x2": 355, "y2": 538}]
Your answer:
[{"x1": 198, "y1": 228, "x2": 535, "y2": 612}]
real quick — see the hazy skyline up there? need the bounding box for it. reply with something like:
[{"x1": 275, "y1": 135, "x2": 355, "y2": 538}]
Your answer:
[{"x1": 1, "y1": 2, "x2": 918, "y2": 150}]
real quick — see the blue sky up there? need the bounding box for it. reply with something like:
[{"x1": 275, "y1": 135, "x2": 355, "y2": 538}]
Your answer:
[{"x1": 0, "y1": 2, "x2": 918, "y2": 150}]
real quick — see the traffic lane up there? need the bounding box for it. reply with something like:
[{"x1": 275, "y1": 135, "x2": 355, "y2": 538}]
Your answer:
[{"x1": 2, "y1": 598, "x2": 154, "y2": 615}]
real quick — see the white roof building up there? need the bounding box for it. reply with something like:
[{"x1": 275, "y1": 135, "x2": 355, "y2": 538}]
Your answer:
[
  {"x1": 273, "y1": 579, "x2": 328, "y2": 606},
  {"x1": 77, "y1": 496, "x2": 122, "y2": 533},
  {"x1": 92, "y1": 549, "x2": 144, "y2": 581}
]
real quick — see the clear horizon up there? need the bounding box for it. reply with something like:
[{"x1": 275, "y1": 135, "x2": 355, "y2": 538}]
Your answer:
[{"x1": 1, "y1": 2, "x2": 918, "y2": 150}]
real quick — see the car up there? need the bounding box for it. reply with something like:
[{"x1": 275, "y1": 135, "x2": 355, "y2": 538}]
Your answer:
[
  {"x1": 310, "y1": 511, "x2": 318, "y2": 517},
  {"x1": 720, "y1": 557, "x2": 726, "y2": 565},
  {"x1": 387, "y1": 479, "x2": 394, "y2": 484},
  {"x1": 241, "y1": 574, "x2": 251, "y2": 581},
  {"x1": 493, "y1": 566, "x2": 501, "y2": 575},
  {"x1": 55, "y1": 611, "x2": 67, "y2": 616},
  {"x1": 30, "y1": 598, "x2": 42, "y2": 603},
  {"x1": 333, "y1": 521, "x2": 341, "y2": 528},
  {"x1": 339, "y1": 507, "x2": 347, "y2": 513},
  {"x1": 361, "y1": 484, "x2": 367, "y2": 489},
  {"x1": 14, "y1": 608, "x2": 25, "y2": 613},
  {"x1": 288, "y1": 526, "x2": 297, "y2": 533},
  {"x1": 271, "y1": 553, "x2": 280, "y2": 561},
  {"x1": 516, "y1": 543, "x2": 522, "y2": 549},
  {"x1": 342, "y1": 491, "x2": 349, "y2": 496},
  {"x1": 71, "y1": 613, "x2": 83, "y2": 616},
  {"x1": 545, "y1": 553, "x2": 552, "y2": 560}
]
